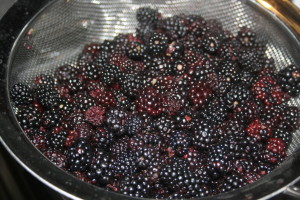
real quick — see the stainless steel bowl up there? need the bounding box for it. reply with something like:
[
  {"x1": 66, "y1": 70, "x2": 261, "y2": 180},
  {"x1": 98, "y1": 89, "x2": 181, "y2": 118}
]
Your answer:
[{"x1": 1, "y1": 0, "x2": 300, "y2": 199}]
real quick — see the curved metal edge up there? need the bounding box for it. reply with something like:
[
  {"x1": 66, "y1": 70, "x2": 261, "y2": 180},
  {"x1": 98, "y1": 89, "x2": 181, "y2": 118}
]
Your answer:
[
  {"x1": 255, "y1": 0, "x2": 300, "y2": 40},
  {"x1": 0, "y1": 1, "x2": 81, "y2": 199},
  {"x1": 0, "y1": 137, "x2": 83, "y2": 200}
]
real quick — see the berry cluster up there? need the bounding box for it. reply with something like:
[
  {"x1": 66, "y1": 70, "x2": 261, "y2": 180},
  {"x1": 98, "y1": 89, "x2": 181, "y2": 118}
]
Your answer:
[{"x1": 10, "y1": 7, "x2": 300, "y2": 198}]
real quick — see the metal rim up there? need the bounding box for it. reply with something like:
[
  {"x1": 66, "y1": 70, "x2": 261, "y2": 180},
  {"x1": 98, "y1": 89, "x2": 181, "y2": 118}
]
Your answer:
[{"x1": 0, "y1": 0, "x2": 300, "y2": 199}]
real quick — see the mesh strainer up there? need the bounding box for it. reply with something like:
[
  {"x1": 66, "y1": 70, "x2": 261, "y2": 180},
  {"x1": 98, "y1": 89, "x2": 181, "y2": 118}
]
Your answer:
[{"x1": 1, "y1": 0, "x2": 300, "y2": 199}]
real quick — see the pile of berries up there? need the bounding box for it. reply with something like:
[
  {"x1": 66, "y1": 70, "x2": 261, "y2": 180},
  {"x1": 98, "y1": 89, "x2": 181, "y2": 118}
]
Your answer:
[{"x1": 10, "y1": 7, "x2": 300, "y2": 198}]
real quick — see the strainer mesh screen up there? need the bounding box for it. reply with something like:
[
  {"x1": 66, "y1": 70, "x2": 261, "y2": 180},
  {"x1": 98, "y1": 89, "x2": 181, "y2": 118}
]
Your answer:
[{"x1": 8, "y1": 0, "x2": 300, "y2": 155}]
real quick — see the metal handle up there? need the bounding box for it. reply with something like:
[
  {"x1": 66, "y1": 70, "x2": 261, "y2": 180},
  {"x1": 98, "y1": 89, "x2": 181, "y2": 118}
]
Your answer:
[
  {"x1": 256, "y1": 0, "x2": 300, "y2": 39},
  {"x1": 284, "y1": 185, "x2": 300, "y2": 198}
]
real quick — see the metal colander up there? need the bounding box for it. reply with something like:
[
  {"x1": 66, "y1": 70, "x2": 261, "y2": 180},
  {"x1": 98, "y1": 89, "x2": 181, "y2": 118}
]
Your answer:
[
  {"x1": 8, "y1": 0, "x2": 300, "y2": 154},
  {"x1": 2, "y1": 0, "x2": 300, "y2": 199}
]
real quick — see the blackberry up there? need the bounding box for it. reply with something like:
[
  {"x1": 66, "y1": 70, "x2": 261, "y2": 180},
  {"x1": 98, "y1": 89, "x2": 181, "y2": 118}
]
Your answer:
[
  {"x1": 99, "y1": 40, "x2": 116, "y2": 53},
  {"x1": 119, "y1": 175, "x2": 151, "y2": 198},
  {"x1": 200, "y1": 98, "x2": 228, "y2": 124},
  {"x1": 98, "y1": 89, "x2": 116, "y2": 107},
  {"x1": 238, "y1": 48, "x2": 265, "y2": 72},
  {"x1": 84, "y1": 106, "x2": 106, "y2": 126},
  {"x1": 166, "y1": 42, "x2": 185, "y2": 59},
  {"x1": 260, "y1": 104, "x2": 285, "y2": 126},
  {"x1": 115, "y1": 91, "x2": 130, "y2": 109},
  {"x1": 91, "y1": 128, "x2": 114, "y2": 149},
  {"x1": 218, "y1": 173, "x2": 247, "y2": 193},
  {"x1": 109, "y1": 151, "x2": 138, "y2": 178},
  {"x1": 87, "y1": 151, "x2": 111, "y2": 185},
  {"x1": 222, "y1": 120, "x2": 246, "y2": 140},
  {"x1": 119, "y1": 72, "x2": 142, "y2": 98},
  {"x1": 67, "y1": 77, "x2": 84, "y2": 93},
  {"x1": 257, "y1": 161, "x2": 276, "y2": 175},
  {"x1": 136, "y1": 7, "x2": 159, "y2": 25},
  {"x1": 148, "y1": 32, "x2": 168, "y2": 56},
  {"x1": 124, "y1": 115, "x2": 143, "y2": 136},
  {"x1": 232, "y1": 100, "x2": 259, "y2": 124},
  {"x1": 252, "y1": 76, "x2": 289, "y2": 106},
  {"x1": 242, "y1": 136, "x2": 263, "y2": 160},
  {"x1": 202, "y1": 36, "x2": 219, "y2": 54},
  {"x1": 210, "y1": 75, "x2": 233, "y2": 96},
  {"x1": 233, "y1": 159, "x2": 255, "y2": 174},
  {"x1": 135, "y1": 145, "x2": 160, "y2": 169},
  {"x1": 72, "y1": 93, "x2": 96, "y2": 111},
  {"x1": 273, "y1": 124, "x2": 292, "y2": 147},
  {"x1": 158, "y1": 15, "x2": 188, "y2": 40},
  {"x1": 236, "y1": 70, "x2": 256, "y2": 86},
  {"x1": 105, "y1": 107, "x2": 128, "y2": 135},
  {"x1": 282, "y1": 106, "x2": 300, "y2": 131},
  {"x1": 101, "y1": 64, "x2": 119, "y2": 85},
  {"x1": 188, "y1": 82, "x2": 213, "y2": 109},
  {"x1": 73, "y1": 123, "x2": 96, "y2": 141},
  {"x1": 67, "y1": 110, "x2": 85, "y2": 126},
  {"x1": 126, "y1": 41, "x2": 146, "y2": 60},
  {"x1": 192, "y1": 58, "x2": 218, "y2": 81},
  {"x1": 187, "y1": 15, "x2": 208, "y2": 38},
  {"x1": 225, "y1": 84, "x2": 252, "y2": 109},
  {"x1": 169, "y1": 130, "x2": 192, "y2": 156},
  {"x1": 175, "y1": 108, "x2": 196, "y2": 130},
  {"x1": 56, "y1": 98, "x2": 75, "y2": 116},
  {"x1": 207, "y1": 144, "x2": 232, "y2": 178},
  {"x1": 44, "y1": 151, "x2": 67, "y2": 168},
  {"x1": 81, "y1": 42, "x2": 101, "y2": 57},
  {"x1": 218, "y1": 42, "x2": 238, "y2": 61},
  {"x1": 25, "y1": 128, "x2": 46, "y2": 150},
  {"x1": 136, "y1": 24, "x2": 156, "y2": 43},
  {"x1": 16, "y1": 105, "x2": 41, "y2": 129},
  {"x1": 136, "y1": 87, "x2": 163, "y2": 116},
  {"x1": 185, "y1": 149, "x2": 207, "y2": 172},
  {"x1": 10, "y1": 83, "x2": 33, "y2": 106},
  {"x1": 81, "y1": 62, "x2": 101, "y2": 80},
  {"x1": 185, "y1": 185, "x2": 212, "y2": 198},
  {"x1": 66, "y1": 139, "x2": 92, "y2": 172},
  {"x1": 278, "y1": 64, "x2": 300, "y2": 97},
  {"x1": 160, "y1": 157, "x2": 199, "y2": 191},
  {"x1": 162, "y1": 91, "x2": 186, "y2": 116},
  {"x1": 41, "y1": 109, "x2": 62, "y2": 128},
  {"x1": 110, "y1": 137, "x2": 130, "y2": 157},
  {"x1": 237, "y1": 27, "x2": 256, "y2": 47},
  {"x1": 46, "y1": 130, "x2": 67, "y2": 151},
  {"x1": 35, "y1": 85, "x2": 59, "y2": 109},
  {"x1": 217, "y1": 60, "x2": 239, "y2": 83},
  {"x1": 261, "y1": 138, "x2": 286, "y2": 164},
  {"x1": 192, "y1": 120, "x2": 218, "y2": 150},
  {"x1": 54, "y1": 64, "x2": 79, "y2": 83},
  {"x1": 129, "y1": 133, "x2": 164, "y2": 151},
  {"x1": 34, "y1": 74, "x2": 56, "y2": 87},
  {"x1": 172, "y1": 59, "x2": 187, "y2": 75},
  {"x1": 246, "y1": 119, "x2": 272, "y2": 141}
]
